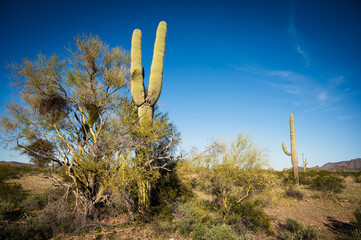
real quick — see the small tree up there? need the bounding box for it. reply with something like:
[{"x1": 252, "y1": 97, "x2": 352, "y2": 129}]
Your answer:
[
  {"x1": 0, "y1": 35, "x2": 179, "y2": 217},
  {"x1": 21, "y1": 138, "x2": 55, "y2": 168}
]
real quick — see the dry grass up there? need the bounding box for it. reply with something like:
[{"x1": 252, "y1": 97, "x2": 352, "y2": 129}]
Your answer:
[
  {"x1": 8, "y1": 170, "x2": 360, "y2": 240},
  {"x1": 7, "y1": 174, "x2": 54, "y2": 194},
  {"x1": 265, "y1": 176, "x2": 361, "y2": 239},
  {"x1": 54, "y1": 223, "x2": 189, "y2": 240}
]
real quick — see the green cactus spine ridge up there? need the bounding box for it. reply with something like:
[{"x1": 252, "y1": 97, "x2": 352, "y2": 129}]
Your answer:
[
  {"x1": 131, "y1": 21, "x2": 167, "y2": 134},
  {"x1": 282, "y1": 113, "x2": 299, "y2": 184},
  {"x1": 282, "y1": 142, "x2": 291, "y2": 156},
  {"x1": 130, "y1": 21, "x2": 167, "y2": 212}
]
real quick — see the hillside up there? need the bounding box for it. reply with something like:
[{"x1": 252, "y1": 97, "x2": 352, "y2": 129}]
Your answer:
[{"x1": 314, "y1": 158, "x2": 361, "y2": 170}]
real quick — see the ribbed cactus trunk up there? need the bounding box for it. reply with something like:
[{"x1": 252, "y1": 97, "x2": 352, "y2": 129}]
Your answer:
[
  {"x1": 282, "y1": 114, "x2": 299, "y2": 185},
  {"x1": 130, "y1": 21, "x2": 167, "y2": 212},
  {"x1": 302, "y1": 153, "x2": 307, "y2": 172}
]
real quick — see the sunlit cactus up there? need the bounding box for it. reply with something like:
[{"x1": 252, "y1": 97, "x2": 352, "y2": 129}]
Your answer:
[
  {"x1": 130, "y1": 21, "x2": 167, "y2": 212},
  {"x1": 282, "y1": 113, "x2": 299, "y2": 184},
  {"x1": 302, "y1": 153, "x2": 307, "y2": 172},
  {"x1": 131, "y1": 21, "x2": 167, "y2": 135}
]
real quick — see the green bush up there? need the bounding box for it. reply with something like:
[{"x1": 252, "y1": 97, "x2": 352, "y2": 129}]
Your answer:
[
  {"x1": 228, "y1": 199, "x2": 272, "y2": 233},
  {"x1": 352, "y1": 171, "x2": 361, "y2": 183},
  {"x1": 0, "y1": 181, "x2": 27, "y2": 204},
  {"x1": 175, "y1": 201, "x2": 221, "y2": 236},
  {"x1": 0, "y1": 201, "x2": 16, "y2": 221},
  {"x1": 299, "y1": 170, "x2": 318, "y2": 185},
  {"x1": 278, "y1": 218, "x2": 317, "y2": 240},
  {"x1": 21, "y1": 193, "x2": 48, "y2": 211},
  {"x1": 351, "y1": 229, "x2": 361, "y2": 240},
  {"x1": 193, "y1": 223, "x2": 239, "y2": 240},
  {"x1": 309, "y1": 173, "x2": 345, "y2": 195}
]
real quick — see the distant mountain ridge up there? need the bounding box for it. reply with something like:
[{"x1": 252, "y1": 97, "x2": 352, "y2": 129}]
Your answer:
[
  {"x1": 0, "y1": 160, "x2": 34, "y2": 166},
  {"x1": 314, "y1": 158, "x2": 361, "y2": 170}
]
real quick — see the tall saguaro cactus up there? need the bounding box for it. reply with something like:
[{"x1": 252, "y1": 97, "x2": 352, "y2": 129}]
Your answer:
[
  {"x1": 282, "y1": 113, "x2": 299, "y2": 184},
  {"x1": 130, "y1": 21, "x2": 167, "y2": 212},
  {"x1": 131, "y1": 21, "x2": 167, "y2": 134}
]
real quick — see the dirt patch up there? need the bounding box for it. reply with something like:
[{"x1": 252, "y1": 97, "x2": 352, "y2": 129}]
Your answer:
[{"x1": 265, "y1": 177, "x2": 361, "y2": 238}]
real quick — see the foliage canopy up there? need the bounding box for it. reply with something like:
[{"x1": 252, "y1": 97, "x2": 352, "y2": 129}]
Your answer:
[{"x1": 0, "y1": 35, "x2": 179, "y2": 216}]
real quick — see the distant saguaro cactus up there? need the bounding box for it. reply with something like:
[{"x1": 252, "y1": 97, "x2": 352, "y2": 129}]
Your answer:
[
  {"x1": 302, "y1": 153, "x2": 307, "y2": 172},
  {"x1": 130, "y1": 21, "x2": 167, "y2": 212},
  {"x1": 282, "y1": 113, "x2": 299, "y2": 184}
]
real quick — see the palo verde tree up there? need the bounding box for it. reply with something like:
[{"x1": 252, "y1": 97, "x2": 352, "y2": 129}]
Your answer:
[{"x1": 0, "y1": 34, "x2": 178, "y2": 217}]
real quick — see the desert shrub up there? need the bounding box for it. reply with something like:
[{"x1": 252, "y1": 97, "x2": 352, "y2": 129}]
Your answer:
[
  {"x1": 228, "y1": 199, "x2": 272, "y2": 233},
  {"x1": 21, "y1": 200, "x2": 86, "y2": 240},
  {"x1": 299, "y1": 170, "x2": 318, "y2": 185},
  {"x1": 152, "y1": 160, "x2": 193, "y2": 210},
  {"x1": 282, "y1": 172, "x2": 298, "y2": 189},
  {"x1": 21, "y1": 187, "x2": 68, "y2": 212},
  {"x1": 334, "y1": 170, "x2": 351, "y2": 178},
  {"x1": 281, "y1": 173, "x2": 303, "y2": 200},
  {"x1": 352, "y1": 171, "x2": 361, "y2": 183},
  {"x1": 354, "y1": 204, "x2": 361, "y2": 229},
  {"x1": 0, "y1": 163, "x2": 34, "y2": 181},
  {"x1": 351, "y1": 229, "x2": 361, "y2": 240},
  {"x1": 21, "y1": 192, "x2": 49, "y2": 211},
  {"x1": 175, "y1": 201, "x2": 221, "y2": 236},
  {"x1": 0, "y1": 201, "x2": 17, "y2": 221},
  {"x1": 193, "y1": 223, "x2": 239, "y2": 240},
  {"x1": 152, "y1": 219, "x2": 176, "y2": 234},
  {"x1": 278, "y1": 218, "x2": 317, "y2": 240},
  {"x1": 0, "y1": 181, "x2": 27, "y2": 204},
  {"x1": 285, "y1": 189, "x2": 304, "y2": 200},
  {"x1": 309, "y1": 173, "x2": 345, "y2": 195}
]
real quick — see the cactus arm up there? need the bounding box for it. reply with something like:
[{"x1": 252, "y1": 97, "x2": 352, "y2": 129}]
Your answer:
[
  {"x1": 130, "y1": 29, "x2": 145, "y2": 106},
  {"x1": 147, "y1": 21, "x2": 167, "y2": 106},
  {"x1": 282, "y1": 142, "x2": 291, "y2": 156}
]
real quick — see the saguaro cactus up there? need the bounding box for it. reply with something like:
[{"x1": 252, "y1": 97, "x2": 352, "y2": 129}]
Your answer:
[
  {"x1": 130, "y1": 21, "x2": 167, "y2": 212},
  {"x1": 302, "y1": 153, "x2": 307, "y2": 172},
  {"x1": 131, "y1": 21, "x2": 167, "y2": 134},
  {"x1": 282, "y1": 113, "x2": 299, "y2": 184}
]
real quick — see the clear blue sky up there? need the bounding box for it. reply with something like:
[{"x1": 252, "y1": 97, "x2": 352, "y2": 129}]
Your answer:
[{"x1": 0, "y1": 0, "x2": 360, "y2": 170}]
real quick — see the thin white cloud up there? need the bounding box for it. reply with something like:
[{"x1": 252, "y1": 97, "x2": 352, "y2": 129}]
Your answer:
[
  {"x1": 234, "y1": 64, "x2": 346, "y2": 111},
  {"x1": 288, "y1": 4, "x2": 310, "y2": 67},
  {"x1": 317, "y1": 92, "x2": 328, "y2": 102},
  {"x1": 338, "y1": 114, "x2": 358, "y2": 120}
]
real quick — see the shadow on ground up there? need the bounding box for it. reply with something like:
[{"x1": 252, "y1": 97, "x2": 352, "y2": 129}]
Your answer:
[{"x1": 324, "y1": 216, "x2": 358, "y2": 240}]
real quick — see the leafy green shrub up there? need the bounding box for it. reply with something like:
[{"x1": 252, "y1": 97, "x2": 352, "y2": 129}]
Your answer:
[
  {"x1": 193, "y1": 223, "x2": 238, "y2": 240},
  {"x1": 0, "y1": 201, "x2": 16, "y2": 221},
  {"x1": 351, "y1": 229, "x2": 361, "y2": 240},
  {"x1": 309, "y1": 173, "x2": 346, "y2": 195},
  {"x1": 352, "y1": 171, "x2": 361, "y2": 183},
  {"x1": 193, "y1": 223, "x2": 209, "y2": 240},
  {"x1": 152, "y1": 219, "x2": 176, "y2": 234},
  {"x1": 0, "y1": 181, "x2": 28, "y2": 204},
  {"x1": 228, "y1": 199, "x2": 272, "y2": 233},
  {"x1": 278, "y1": 218, "x2": 317, "y2": 240},
  {"x1": 0, "y1": 163, "x2": 33, "y2": 181},
  {"x1": 175, "y1": 201, "x2": 221, "y2": 236},
  {"x1": 299, "y1": 170, "x2": 318, "y2": 185},
  {"x1": 21, "y1": 192, "x2": 48, "y2": 211},
  {"x1": 282, "y1": 173, "x2": 298, "y2": 190}
]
